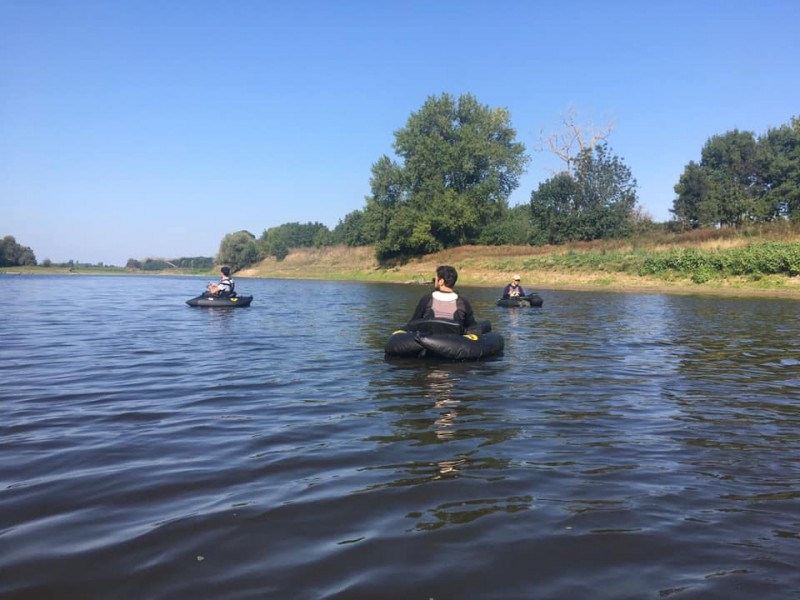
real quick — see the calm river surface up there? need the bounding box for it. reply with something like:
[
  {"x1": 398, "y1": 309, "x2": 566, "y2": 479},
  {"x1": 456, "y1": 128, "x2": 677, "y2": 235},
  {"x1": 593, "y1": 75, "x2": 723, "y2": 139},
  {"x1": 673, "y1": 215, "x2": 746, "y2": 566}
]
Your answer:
[{"x1": 2, "y1": 275, "x2": 799, "y2": 599}]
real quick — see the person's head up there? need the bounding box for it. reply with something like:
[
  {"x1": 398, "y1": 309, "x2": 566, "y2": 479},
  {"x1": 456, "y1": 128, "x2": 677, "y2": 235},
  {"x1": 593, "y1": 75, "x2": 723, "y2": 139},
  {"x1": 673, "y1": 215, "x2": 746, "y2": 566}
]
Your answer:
[
  {"x1": 220, "y1": 266, "x2": 231, "y2": 277},
  {"x1": 511, "y1": 274, "x2": 521, "y2": 286},
  {"x1": 435, "y1": 265, "x2": 458, "y2": 289}
]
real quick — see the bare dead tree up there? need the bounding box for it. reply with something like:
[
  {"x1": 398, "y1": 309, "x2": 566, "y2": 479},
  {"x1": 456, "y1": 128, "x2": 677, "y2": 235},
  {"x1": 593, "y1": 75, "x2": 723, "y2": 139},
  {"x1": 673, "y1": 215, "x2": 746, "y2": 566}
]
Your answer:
[{"x1": 538, "y1": 106, "x2": 616, "y2": 175}]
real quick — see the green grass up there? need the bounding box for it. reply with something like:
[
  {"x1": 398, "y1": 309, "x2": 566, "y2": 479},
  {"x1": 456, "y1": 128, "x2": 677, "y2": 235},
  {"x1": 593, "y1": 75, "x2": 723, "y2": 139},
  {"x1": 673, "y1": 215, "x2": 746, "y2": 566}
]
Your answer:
[
  {"x1": 476, "y1": 240, "x2": 800, "y2": 288},
  {"x1": 639, "y1": 243, "x2": 800, "y2": 281}
]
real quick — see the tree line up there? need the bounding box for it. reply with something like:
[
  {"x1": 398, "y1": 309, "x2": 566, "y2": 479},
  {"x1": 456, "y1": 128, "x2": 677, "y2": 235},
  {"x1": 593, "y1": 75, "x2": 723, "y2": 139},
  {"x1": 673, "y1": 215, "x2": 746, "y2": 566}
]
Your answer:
[
  {"x1": 216, "y1": 94, "x2": 798, "y2": 271},
  {"x1": 0, "y1": 236, "x2": 217, "y2": 271},
  {"x1": 672, "y1": 116, "x2": 800, "y2": 228},
  {"x1": 124, "y1": 257, "x2": 215, "y2": 271},
  {"x1": 5, "y1": 95, "x2": 797, "y2": 271}
]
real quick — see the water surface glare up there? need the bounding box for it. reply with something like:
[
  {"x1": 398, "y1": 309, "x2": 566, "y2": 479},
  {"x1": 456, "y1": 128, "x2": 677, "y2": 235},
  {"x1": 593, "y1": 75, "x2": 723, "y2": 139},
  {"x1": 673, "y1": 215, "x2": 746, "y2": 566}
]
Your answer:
[{"x1": 1, "y1": 275, "x2": 799, "y2": 599}]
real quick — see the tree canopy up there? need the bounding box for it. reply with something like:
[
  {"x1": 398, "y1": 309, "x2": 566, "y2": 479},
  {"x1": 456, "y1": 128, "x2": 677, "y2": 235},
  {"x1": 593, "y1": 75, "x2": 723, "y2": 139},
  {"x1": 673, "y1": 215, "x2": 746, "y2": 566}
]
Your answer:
[
  {"x1": 0, "y1": 236, "x2": 37, "y2": 267},
  {"x1": 258, "y1": 222, "x2": 332, "y2": 261},
  {"x1": 216, "y1": 230, "x2": 259, "y2": 270},
  {"x1": 529, "y1": 144, "x2": 638, "y2": 244},
  {"x1": 362, "y1": 93, "x2": 529, "y2": 261},
  {"x1": 671, "y1": 116, "x2": 800, "y2": 227}
]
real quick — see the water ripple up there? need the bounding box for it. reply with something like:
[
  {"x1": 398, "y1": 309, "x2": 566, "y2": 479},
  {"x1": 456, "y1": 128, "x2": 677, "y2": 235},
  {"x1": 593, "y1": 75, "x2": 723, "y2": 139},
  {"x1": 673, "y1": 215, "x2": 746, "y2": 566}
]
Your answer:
[{"x1": 1, "y1": 277, "x2": 799, "y2": 598}]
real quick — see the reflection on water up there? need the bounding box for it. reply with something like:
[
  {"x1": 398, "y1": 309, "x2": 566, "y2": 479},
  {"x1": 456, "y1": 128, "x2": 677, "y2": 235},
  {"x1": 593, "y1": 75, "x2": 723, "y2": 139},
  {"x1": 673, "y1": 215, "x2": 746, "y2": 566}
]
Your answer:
[
  {"x1": 1, "y1": 276, "x2": 799, "y2": 599},
  {"x1": 408, "y1": 494, "x2": 534, "y2": 532},
  {"x1": 362, "y1": 362, "x2": 529, "y2": 531}
]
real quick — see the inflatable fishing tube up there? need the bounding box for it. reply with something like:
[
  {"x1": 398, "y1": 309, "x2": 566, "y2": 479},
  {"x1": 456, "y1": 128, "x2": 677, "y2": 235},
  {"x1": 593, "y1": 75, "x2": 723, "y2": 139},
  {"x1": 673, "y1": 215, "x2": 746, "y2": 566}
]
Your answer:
[
  {"x1": 385, "y1": 319, "x2": 504, "y2": 360},
  {"x1": 186, "y1": 293, "x2": 253, "y2": 307},
  {"x1": 497, "y1": 293, "x2": 543, "y2": 308}
]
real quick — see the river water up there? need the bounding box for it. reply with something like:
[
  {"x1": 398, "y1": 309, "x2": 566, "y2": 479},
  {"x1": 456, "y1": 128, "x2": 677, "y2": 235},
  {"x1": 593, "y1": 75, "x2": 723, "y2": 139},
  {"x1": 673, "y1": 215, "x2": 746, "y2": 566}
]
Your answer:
[{"x1": 1, "y1": 274, "x2": 799, "y2": 599}]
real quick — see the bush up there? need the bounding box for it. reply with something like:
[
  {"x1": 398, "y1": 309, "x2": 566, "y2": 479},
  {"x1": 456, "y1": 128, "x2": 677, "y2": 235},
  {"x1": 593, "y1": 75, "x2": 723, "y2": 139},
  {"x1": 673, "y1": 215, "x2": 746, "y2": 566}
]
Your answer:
[{"x1": 639, "y1": 242, "x2": 800, "y2": 281}]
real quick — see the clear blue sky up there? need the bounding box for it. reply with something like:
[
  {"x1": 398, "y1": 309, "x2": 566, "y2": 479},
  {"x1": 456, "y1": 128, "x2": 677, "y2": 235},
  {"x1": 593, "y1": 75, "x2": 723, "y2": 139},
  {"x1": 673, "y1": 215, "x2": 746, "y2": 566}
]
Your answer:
[{"x1": 2, "y1": 0, "x2": 798, "y2": 266}]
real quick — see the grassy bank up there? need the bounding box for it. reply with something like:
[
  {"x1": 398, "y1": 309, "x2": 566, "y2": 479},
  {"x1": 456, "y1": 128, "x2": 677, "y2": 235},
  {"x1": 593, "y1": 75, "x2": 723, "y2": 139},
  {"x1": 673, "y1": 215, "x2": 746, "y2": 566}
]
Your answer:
[
  {"x1": 6, "y1": 225, "x2": 800, "y2": 298},
  {"x1": 238, "y1": 226, "x2": 800, "y2": 299}
]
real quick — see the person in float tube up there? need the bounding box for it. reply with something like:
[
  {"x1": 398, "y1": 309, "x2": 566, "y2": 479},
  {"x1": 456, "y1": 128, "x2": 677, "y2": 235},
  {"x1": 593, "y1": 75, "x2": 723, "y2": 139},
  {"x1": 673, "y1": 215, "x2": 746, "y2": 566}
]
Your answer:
[
  {"x1": 207, "y1": 266, "x2": 235, "y2": 296},
  {"x1": 410, "y1": 265, "x2": 476, "y2": 331},
  {"x1": 502, "y1": 274, "x2": 526, "y2": 299}
]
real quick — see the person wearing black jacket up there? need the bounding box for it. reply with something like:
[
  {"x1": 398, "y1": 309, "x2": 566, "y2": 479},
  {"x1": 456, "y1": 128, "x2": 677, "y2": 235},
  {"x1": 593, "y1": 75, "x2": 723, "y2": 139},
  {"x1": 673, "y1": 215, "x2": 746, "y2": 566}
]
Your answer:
[{"x1": 410, "y1": 265, "x2": 476, "y2": 330}]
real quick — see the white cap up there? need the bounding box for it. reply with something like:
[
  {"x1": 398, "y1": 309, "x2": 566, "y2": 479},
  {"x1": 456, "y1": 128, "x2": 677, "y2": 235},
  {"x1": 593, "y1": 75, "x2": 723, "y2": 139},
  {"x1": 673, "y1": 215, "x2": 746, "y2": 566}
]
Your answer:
[{"x1": 512, "y1": 274, "x2": 521, "y2": 281}]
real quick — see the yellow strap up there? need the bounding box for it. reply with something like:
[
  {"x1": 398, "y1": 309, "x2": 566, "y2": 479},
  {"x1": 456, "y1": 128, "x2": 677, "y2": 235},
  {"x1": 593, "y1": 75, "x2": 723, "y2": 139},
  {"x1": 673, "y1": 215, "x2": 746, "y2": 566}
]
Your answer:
[{"x1": 463, "y1": 334, "x2": 479, "y2": 341}]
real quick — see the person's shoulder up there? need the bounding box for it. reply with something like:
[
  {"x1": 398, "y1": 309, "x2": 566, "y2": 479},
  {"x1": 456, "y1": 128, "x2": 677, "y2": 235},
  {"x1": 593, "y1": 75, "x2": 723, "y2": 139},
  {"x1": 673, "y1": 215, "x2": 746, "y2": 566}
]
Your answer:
[{"x1": 433, "y1": 290, "x2": 458, "y2": 300}]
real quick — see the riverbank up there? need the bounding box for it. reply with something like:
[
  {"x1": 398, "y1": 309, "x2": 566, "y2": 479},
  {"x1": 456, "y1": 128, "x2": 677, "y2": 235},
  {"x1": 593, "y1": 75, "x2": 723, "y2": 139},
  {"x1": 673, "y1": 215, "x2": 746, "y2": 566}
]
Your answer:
[
  {"x1": 7, "y1": 226, "x2": 800, "y2": 299},
  {"x1": 236, "y1": 242, "x2": 800, "y2": 299}
]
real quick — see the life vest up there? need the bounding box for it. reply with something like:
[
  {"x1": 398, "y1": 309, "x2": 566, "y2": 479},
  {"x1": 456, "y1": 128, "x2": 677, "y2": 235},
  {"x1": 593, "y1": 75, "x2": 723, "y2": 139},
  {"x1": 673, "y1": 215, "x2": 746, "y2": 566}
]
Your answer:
[
  {"x1": 419, "y1": 294, "x2": 470, "y2": 328},
  {"x1": 218, "y1": 277, "x2": 235, "y2": 296}
]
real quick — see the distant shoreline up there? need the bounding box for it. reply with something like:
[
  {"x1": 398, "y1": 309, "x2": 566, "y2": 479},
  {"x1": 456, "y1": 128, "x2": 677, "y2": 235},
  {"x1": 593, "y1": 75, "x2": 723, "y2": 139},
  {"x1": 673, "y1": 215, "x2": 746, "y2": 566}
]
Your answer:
[
  {"x1": 5, "y1": 267, "x2": 799, "y2": 299},
  {"x1": 6, "y1": 241, "x2": 800, "y2": 300}
]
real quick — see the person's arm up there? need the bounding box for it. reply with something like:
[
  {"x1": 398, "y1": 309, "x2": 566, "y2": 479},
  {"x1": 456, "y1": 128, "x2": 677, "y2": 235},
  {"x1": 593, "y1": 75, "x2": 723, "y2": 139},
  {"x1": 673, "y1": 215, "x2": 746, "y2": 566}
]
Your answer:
[
  {"x1": 519, "y1": 286, "x2": 526, "y2": 296},
  {"x1": 410, "y1": 295, "x2": 429, "y2": 321},
  {"x1": 502, "y1": 284, "x2": 511, "y2": 299},
  {"x1": 460, "y1": 298, "x2": 477, "y2": 328}
]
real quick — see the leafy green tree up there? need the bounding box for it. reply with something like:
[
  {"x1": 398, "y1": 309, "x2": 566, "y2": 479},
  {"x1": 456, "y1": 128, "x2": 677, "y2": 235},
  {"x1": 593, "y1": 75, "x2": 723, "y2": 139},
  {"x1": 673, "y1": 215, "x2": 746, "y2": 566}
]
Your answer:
[
  {"x1": 478, "y1": 203, "x2": 533, "y2": 245},
  {"x1": 365, "y1": 93, "x2": 528, "y2": 260},
  {"x1": 141, "y1": 258, "x2": 171, "y2": 271},
  {"x1": 529, "y1": 144, "x2": 638, "y2": 244},
  {"x1": 572, "y1": 143, "x2": 637, "y2": 239},
  {"x1": 172, "y1": 256, "x2": 215, "y2": 269},
  {"x1": 375, "y1": 205, "x2": 440, "y2": 260},
  {"x1": 702, "y1": 130, "x2": 761, "y2": 225},
  {"x1": 672, "y1": 161, "x2": 714, "y2": 228},
  {"x1": 756, "y1": 116, "x2": 800, "y2": 221},
  {"x1": 217, "y1": 230, "x2": 259, "y2": 270},
  {"x1": 270, "y1": 222, "x2": 330, "y2": 247},
  {"x1": 529, "y1": 173, "x2": 582, "y2": 245},
  {"x1": 362, "y1": 196, "x2": 394, "y2": 245},
  {"x1": 333, "y1": 209, "x2": 375, "y2": 246},
  {"x1": 312, "y1": 227, "x2": 335, "y2": 248},
  {"x1": 268, "y1": 239, "x2": 289, "y2": 261},
  {"x1": 256, "y1": 227, "x2": 286, "y2": 260},
  {"x1": 257, "y1": 222, "x2": 332, "y2": 260},
  {"x1": 670, "y1": 125, "x2": 800, "y2": 227},
  {"x1": 0, "y1": 235, "x2": 37, "y2": 266}
]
